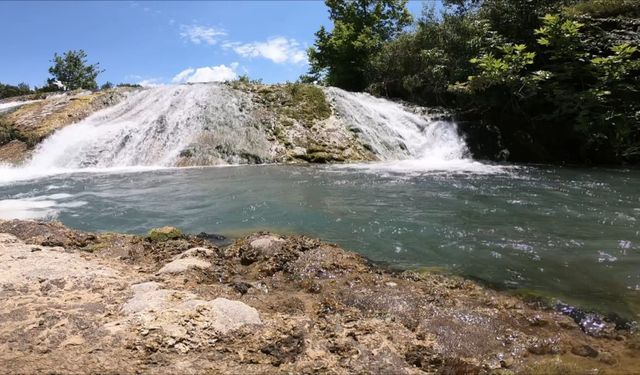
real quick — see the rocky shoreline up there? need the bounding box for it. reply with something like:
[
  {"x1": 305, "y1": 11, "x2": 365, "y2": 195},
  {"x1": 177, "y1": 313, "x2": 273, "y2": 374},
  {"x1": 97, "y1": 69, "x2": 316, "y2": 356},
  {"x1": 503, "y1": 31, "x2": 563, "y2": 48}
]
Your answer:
[{"x1": 1, "y1": 219, "x2": 639, "y2": 374}]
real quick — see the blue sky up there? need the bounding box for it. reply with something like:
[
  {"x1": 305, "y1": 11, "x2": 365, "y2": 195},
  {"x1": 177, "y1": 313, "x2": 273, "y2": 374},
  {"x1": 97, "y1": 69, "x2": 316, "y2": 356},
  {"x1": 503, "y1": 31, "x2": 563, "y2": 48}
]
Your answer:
[{"x1": 0, "y1": 1, "x2": 434, "y2": 87}]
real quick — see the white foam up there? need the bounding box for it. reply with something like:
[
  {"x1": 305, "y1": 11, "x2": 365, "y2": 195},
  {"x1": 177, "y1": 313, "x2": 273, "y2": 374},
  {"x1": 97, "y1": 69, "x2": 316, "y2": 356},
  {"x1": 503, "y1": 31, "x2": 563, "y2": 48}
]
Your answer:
[
  {"x1": 336, "y1": 158, "x2": 510, "y2": 176},
  {"x1": 0, "y1": 197, "x2": 58, "y2": 220},
  {"x1": 0, "y1": 165, "x2": 169, "y2": 185},
  {"x1": 0, "y1": 100, "x2": 41, "y2": 114},
  {"x1": 325, "y1": 87, "x2": 508, "y2": 175}
]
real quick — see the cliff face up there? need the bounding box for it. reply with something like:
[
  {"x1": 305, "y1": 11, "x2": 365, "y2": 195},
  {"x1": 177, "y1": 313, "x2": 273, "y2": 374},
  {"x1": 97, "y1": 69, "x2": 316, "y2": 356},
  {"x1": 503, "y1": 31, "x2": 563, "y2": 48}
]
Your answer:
[{"x1": 1, "y1": 219, "x2": 638, "y2": 374}]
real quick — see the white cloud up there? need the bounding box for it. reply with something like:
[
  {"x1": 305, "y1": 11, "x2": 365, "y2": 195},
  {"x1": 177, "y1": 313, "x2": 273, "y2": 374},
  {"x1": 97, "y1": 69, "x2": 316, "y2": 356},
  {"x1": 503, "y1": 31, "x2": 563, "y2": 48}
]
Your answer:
[
  {"x1": 180, "y1": 24, "x2": 226, "y2": 45},
  {"x1": 225, "y1": 37, "x2": 307, "y2": 64},
  {"x1": 171, "y1": 68, "x2": 195, "y2": 83},
  {"x1": 138, "y1": 78, "x2": 164, "y2": 87},
  {"x1": 171, "y1": 64, "x2": 238, "y2": 83}
]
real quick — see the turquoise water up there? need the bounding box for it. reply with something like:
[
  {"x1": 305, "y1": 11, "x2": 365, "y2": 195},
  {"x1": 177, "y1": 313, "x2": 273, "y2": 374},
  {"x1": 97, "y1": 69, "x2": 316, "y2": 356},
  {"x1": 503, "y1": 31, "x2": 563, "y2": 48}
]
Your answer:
[{"x1": 1, "y1": 164, "x2": 639, "y2": 320}]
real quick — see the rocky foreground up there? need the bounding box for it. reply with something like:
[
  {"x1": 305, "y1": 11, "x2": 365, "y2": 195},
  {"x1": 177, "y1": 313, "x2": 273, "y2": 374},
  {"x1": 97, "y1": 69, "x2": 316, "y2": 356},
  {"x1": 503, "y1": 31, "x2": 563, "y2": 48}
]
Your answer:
[{"x1": 0, "y1": 220, "x2": 639, "y2": 374}]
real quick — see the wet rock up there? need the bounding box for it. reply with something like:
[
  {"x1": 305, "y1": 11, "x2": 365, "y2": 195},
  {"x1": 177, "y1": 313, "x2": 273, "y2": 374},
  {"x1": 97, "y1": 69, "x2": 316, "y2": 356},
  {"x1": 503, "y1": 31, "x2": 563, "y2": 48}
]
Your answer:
[
  {"x1": 500, "y1": 356, "x2": 515, "y2": 369},
  {"x1": 300, "y1": 279, "x2": 322, "y2": 294},
  {"x1": 599, "y1": 352, "x2": 618, "y2": 365},
  {"x1": 260, "y1": 329, "x2": 306, "y2": 366},
  {"x1": 527, "y1": 315, "x2": 549, "y2": 327},
  {"x1": 0, "y1": 140, "x2": 28, "y2": 164},
  {"x1": 439, "y1": 358, "x2": 481, "y2": 375},
  {"x1": 289, "y1": 244, "x2": 370, "y2": 279},
  {"x1": 196, "y1": 232, "x2": 227, "y2": 245},
  {"x1": 556, "y1": 303, "x2": 617, "y2": 337},
  {"x1": 405, "y1": 344, "x2": 442, "y2": 371},
  {"x1": 0, "y1": 88, "x2": 132, "y2": 164},
  {"x1": 167, "y1": 247, "x2": 213, "y2": 263},
  {"x1": 232, "y1": 281, "x2": 252, "y2": 295},
  {"x1": 527, "y1": 339, "x2": 564, "y2": 355},
  {"x1": 571, "y1": 344, "x2": 598, "y2": 358}
]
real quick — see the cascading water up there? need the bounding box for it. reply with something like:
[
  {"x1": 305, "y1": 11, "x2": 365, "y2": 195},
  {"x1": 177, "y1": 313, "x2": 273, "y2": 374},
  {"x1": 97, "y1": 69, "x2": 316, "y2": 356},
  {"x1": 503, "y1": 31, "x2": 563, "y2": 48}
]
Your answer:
[
  {"x1": 28, "y1": 84, "x2": 270, "y2": 169},
  {"x1": 0, "y1": 83, "x2": 502, "y2": 184},
  {"x1": 0, "y1": 84, "x2": 273, "y2": 182},
  {"x1": 325, "y1": 87, "x2": 502, "y2": 174},
  {"x1": 0, "y1": 100, "x2": 41, "y2": 114}
]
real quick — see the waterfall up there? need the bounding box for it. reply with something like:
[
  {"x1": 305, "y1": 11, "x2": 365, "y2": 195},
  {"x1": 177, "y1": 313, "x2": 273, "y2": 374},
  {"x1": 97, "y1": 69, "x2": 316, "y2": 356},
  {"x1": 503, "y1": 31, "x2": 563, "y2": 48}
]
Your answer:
[
  {"x1": 325, "y1": 87, "x2": 501, "y2": 174},
  {"x1": 27, "y1": 84, "x2": 270, "y2": 169},
  {"x1": 325, "y1": 87, "x2": 469, "y2": 161},
  {"x1": 0, "y1": 84, "x2": 501, "y2": 184}
]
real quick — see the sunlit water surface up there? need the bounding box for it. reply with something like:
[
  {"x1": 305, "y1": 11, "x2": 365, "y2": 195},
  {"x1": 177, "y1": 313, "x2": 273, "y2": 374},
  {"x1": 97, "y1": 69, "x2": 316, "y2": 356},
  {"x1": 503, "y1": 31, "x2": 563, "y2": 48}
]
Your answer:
[{"x1": 1, "y1": 164, "x2": 639, "y2": 320}]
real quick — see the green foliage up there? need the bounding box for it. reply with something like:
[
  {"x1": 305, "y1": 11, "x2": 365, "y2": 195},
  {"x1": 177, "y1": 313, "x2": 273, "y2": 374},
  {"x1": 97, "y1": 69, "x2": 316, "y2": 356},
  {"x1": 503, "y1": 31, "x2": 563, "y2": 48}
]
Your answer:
[
  {"x1": 0, "y1": 119, "x2": 38, "y2": 147},
  {"x1": 116, "y1": 83, "x2": 142, "y2": 88},
  {"x1": 0, "y1": 122, "x2": 22, "y2": 146},
  {"x1": 368, "y1": 6, "x2": 501, "y2": 103},
  {"x1": 591, "y1": 43, "x2": 640, "y2": 82},
  {"x1": 236, "y1": 74, "x2": 263, "y2": 85},
  {"x1": 464, "y1": 44, "x2": 537, "y2": 92},
  {"x1": 361, "y1": 0, "x2": 640, "y2": 164},
  {"x1": 0, "y1": 82, "x2": 32, "y2": 99},
  {"x1": 564, "y1": 0, "x2": 640, "y2": 18},
  {"x1": 48, "y1": 50, "x2": 103, "y2": 90},
  {"x1": 308, "y1": 0, "x2": 412, "y2": 91},
  {"x1": 100, "y1": 82, "x2": 114, "y2": 90},
  {"x1": 475, "y1": 0, "x2": 571, "y2": 45},
  {"x1": 535, "y1": 14, "x2": 585, "y2": 60},
  {"x1": 282, "y1": 83, "x2": 332, "y2": 125}
]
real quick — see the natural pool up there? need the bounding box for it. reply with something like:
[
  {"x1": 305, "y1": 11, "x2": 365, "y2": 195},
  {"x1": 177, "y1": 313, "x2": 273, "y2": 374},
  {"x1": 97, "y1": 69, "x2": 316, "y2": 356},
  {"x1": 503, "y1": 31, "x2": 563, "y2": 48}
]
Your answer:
[{"x1": 1, "y1": 163, "x2": 639, "y2": 320}]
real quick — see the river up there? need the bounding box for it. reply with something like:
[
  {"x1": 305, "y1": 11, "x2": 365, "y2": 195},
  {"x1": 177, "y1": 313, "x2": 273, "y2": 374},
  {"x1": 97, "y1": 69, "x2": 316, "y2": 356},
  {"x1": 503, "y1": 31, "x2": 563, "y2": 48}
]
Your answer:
[{"x1": 1, "y1": 163, "x2": 638, "y2": 321}]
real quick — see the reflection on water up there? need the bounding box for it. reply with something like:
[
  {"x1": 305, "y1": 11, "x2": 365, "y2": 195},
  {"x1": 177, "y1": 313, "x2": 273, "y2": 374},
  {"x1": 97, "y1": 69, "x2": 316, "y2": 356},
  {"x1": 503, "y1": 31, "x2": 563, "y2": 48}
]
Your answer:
[{"x1": 0, "y1": 164, "x2": 639, "y2": 320}]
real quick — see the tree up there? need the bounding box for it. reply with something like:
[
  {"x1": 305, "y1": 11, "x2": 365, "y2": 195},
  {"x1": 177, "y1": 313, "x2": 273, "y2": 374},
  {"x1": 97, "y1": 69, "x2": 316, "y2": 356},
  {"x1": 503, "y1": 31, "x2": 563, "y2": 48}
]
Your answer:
[
  {"x1": 48, "y1": 50, "x2": 103, "y2": 91},
  {"x1": 100, "y1": 81, "x2": 114, "y2": 90},
  {"x1": 0, "y1": 82, "x2": 32, "y2": 99},
  {"x1": 307, "y1": 0, "x2": 412, "y2": 91}
]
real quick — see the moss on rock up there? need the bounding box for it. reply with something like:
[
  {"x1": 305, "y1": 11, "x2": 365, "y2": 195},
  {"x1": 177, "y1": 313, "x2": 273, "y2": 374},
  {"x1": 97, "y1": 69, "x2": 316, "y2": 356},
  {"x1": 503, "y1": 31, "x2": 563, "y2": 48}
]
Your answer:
[{"x1": 147, "y1": 226, "x2": 184, "y2": 242}]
